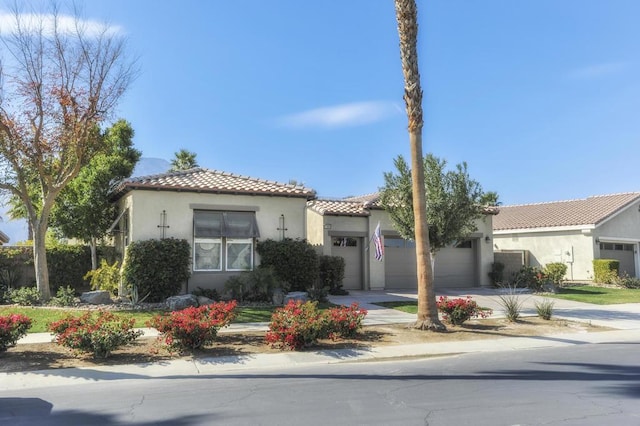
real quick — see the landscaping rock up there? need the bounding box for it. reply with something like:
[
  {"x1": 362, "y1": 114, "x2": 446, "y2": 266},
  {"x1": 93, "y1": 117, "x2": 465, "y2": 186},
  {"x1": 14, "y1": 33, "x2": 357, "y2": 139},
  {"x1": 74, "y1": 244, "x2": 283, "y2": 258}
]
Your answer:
[
  {"x1": 196, "y1": 295, "x2": 215, "y2": 306},
  {"x1": 542, "y1": 282, "x2": 559, "y2": 293},
  {"x1": 165, "y1": 294, "x2": 198, "y2": 311},
  {"x1": 284, "y1": 291, "x2": 308, "y2": 304},
  {"x1": 80, "y1": 290, "x2": 113, "y2": 305}
]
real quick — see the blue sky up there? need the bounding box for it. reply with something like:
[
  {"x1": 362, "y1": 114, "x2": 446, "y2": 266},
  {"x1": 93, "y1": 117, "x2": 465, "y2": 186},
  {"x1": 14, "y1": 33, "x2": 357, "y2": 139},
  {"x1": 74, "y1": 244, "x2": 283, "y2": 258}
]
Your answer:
[{"x1": 2, "y1": 1, "x2": 640, "y2": 242}]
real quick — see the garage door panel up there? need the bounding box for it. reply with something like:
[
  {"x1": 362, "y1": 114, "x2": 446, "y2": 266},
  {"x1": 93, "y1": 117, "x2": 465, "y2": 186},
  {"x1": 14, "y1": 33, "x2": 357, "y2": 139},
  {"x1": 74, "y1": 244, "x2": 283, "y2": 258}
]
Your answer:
[
  {"x1": 331, "y1": 237, "x2": 362, "y2": 290},
  {"x1": 600, "y1": 248, "x2": 636, "y2": 277}
]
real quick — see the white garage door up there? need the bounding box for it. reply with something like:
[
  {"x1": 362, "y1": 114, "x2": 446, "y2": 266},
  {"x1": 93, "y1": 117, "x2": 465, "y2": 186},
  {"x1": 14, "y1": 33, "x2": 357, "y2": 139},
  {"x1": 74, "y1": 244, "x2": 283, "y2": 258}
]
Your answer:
[
  {"x1": 331, "y1": 237, "x2": 363, "y2": 290},
  {"x1": 384, "y1": 237, "x2": 477, "y2": 289},
  {"x1": 600, "y1": 242, "x2": 636, "y2": 277}
]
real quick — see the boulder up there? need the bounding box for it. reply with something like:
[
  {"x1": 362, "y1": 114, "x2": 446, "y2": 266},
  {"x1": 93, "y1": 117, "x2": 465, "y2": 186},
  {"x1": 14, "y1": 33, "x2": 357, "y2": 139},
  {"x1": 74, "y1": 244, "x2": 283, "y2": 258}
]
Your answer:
[
  {"x1": 271, "y1": 288, "x2": 285, "y2": 306},
  {"x1": 166, "y1": 294, "x2": 199, "y2": 311},
  {"x1": 284, "y1": 291, "x2": 309, "y2": 304},
  {"x1": 542, "y1": 282, "x2": 559, "y2": 293},
  {"x1": 80, "y1": 290, "x2": 113, "y2": 305},
  {"x1": 196, "y1": 295, "x2": 215, "y2": 306}
]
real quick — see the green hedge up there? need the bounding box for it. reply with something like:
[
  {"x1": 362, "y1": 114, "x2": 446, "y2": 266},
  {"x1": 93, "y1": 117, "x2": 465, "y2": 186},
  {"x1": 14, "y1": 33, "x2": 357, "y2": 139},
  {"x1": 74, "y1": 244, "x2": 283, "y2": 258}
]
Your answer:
[
  {"x1": 122, "y1": 238, "x2": 191, "y2": 302},
  {"x1": 318, "y1": 255, "x2": 345, "y2": 294},
  {"x1": 593, "y1": 259, "x2": 619, "y2": 284},
  {"x1": 256, "y1": 239, "x2": 318, "y2": 292}
]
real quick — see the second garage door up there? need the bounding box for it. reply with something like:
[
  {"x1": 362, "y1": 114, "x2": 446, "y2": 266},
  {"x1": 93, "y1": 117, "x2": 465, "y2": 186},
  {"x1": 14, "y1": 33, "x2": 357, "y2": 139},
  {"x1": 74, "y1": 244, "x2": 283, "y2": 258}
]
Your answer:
[{"x1": 384, "y1": 237, "x2": 477, "y2": 289}]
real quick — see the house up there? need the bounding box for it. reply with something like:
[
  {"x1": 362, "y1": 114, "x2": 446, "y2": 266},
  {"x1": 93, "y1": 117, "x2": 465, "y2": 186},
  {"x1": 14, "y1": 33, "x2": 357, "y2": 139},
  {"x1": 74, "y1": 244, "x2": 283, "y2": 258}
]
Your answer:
[
  {"x1": 0, "y1": 230, "x2": 9, "y2": 245},
  {"x1": 306, "y1": 193, "x2": 496, "y2": 290},
  {"x1": 109, "y1": 168, "x2": 316, "y2": 291},
  {"x1": 492, "y1": 193, "x2": 640, "y2": 281}
]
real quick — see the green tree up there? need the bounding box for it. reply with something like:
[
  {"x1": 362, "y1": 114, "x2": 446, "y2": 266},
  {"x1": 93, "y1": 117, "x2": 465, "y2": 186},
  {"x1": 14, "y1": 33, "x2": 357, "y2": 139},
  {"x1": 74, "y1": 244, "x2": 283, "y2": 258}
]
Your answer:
[
  {"x1": 0, "y1": 4, "x2": 136, "y2": 300},
  {"x1": 170, "y1": 149, "x2": 199, "y2": 171},
  {"x1": 49, "y1": 120, "x2": 141, "y2": 270},
  {"x1": 394, "y1": 0, "x2": 443, "y2": 330}
]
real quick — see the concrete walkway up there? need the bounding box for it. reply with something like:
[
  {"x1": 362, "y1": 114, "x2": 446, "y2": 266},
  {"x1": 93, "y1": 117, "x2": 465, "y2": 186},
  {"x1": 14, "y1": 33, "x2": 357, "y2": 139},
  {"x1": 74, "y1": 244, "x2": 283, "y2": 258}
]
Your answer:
[{"x1": 3, "y1": 288, "x2": 640, "y2": 391}]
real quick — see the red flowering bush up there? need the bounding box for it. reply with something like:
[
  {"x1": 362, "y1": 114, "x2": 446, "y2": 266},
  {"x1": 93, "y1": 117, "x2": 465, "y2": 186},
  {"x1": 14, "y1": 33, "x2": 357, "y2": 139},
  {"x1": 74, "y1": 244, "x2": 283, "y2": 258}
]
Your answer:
[
  {"x1": 48, "y1": 310, "x2": 143, "y2": 359},
  {"x1": 148, "y1": 301, "x2": 237, "y2": 352},
  {"x1": 436, "y1": 296, "x2": 492, "y2": 325},
  {"x1": 0, "y1": 313, "x2": 32, "y2": 352},
  {"x1": 325, "y1": 303, "x2": 368, "y2": 339},
  {"x1": 265, "y1": 300, "x2": 368, "y2": 350}
]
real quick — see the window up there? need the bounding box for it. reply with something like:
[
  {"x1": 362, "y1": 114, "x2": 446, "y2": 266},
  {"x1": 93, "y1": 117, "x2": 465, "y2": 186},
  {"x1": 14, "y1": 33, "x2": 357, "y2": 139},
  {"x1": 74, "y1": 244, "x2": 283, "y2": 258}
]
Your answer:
[
  {"x1": 193, "y1": 211, "x2": 259, "y2": 271},
  {"x1": 455, "y1": 240, "x2": 473, "y2": 249},
  {"x1": 384, "y1": 238, "x2": 415, "y2": 248},
  {"x1": 332, "y1": 237, "x2": 358, "y2": 247},
  {"x1": 600, "y1": 242, "x2": 634, "y2": 251}
]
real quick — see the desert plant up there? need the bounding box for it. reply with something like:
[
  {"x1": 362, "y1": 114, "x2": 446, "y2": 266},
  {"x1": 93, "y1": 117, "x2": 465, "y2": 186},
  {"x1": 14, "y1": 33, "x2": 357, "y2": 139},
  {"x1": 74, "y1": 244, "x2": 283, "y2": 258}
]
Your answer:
[
  {"x1": 543, "y1": 262, "x2": 567, "y2": 286},
  {"x1": 84, "y1": 259, "x2": 121, "y2": 296},
  {"x1": 436, "y1": 296, "x2": 492, "y2": 325},
  {"x1": 48, "y1": 286, "x2": 77, "y2": 307},
  {"x1": 306, "y1": 284, "x2": 329, "y2": 303},
  {"x1": 148, "y1": 301, "x2": 237, "y2": 352},
  {"x1": 223, "y1": 267, "x2": 279, "y2": 303},
  {"x1": 615, "y1": 274, "x2": 640, "y2": 289},
  {"x1": 496, "y1": 285, "x2": 526, "y2": 322},
  {"x1": 48, "y1": 310, "x2": 143, "y2": 358},
  {"x1": 7, "y1": 286, "x2": 42, "y2": 306},
  {"x1": 535, "y1": 299, "x2": 555, "y2": 320},
  {"x1": 0, "y1": 313, "x2": 32, "y2": 352}
]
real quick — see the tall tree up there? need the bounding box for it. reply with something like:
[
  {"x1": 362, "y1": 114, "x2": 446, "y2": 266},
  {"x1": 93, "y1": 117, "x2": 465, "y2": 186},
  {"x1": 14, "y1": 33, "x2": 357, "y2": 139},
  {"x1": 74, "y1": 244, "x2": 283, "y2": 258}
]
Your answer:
[
  {"x1": 0, "y1": 3, "x2": 136, "y2": 299},
  {"x1": 50, "y1": 120, "x2": 141, "y2": 270},
  {"x1": 381, "y1": 153, "x2": 488, "y2": 254},
  {"x1": 394, "y1": 0, "x2": 443, "y2": 330},
  {"x1": 170, "y1": 148, "x2": 199, "y2": 171}
]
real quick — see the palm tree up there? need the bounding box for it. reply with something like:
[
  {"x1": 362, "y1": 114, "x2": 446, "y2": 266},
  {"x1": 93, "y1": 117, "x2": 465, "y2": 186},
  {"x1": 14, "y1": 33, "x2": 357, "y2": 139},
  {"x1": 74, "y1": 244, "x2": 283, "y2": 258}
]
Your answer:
[
  {"x1": 394, "y1": 0, "x2": 445, "y2": 330},
  {"x1": 170, "y1": 149, "x2": 199, "y2": 171}
]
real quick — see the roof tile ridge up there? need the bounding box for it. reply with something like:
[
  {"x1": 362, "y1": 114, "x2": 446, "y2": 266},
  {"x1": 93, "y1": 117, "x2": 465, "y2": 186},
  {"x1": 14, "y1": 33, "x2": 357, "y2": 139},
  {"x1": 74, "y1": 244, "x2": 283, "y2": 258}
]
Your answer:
[{"x1": 587, "y1": 192, "x2": 640, "y2": 199}]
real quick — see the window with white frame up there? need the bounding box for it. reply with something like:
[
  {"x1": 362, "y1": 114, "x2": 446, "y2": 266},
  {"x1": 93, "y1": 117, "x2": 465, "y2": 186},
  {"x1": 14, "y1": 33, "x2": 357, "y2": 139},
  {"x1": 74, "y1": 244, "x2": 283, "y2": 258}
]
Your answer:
[{"x1": 193, "y1": 211, "x2": 259, "y2": 271}]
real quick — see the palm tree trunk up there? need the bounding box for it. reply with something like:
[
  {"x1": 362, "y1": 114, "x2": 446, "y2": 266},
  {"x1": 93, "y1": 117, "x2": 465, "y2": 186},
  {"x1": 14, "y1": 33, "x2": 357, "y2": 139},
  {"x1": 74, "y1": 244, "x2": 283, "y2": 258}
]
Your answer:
[{"x1": 395, "y1": 0, "x2": 445, "y2": 331}]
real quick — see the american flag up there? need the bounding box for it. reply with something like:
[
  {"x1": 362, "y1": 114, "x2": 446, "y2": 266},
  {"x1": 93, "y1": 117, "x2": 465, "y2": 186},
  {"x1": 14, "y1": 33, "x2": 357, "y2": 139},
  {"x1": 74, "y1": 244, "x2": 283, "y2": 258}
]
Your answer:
[{"x1": 372, "y1": 222, "x2": 384, "y2": 261}]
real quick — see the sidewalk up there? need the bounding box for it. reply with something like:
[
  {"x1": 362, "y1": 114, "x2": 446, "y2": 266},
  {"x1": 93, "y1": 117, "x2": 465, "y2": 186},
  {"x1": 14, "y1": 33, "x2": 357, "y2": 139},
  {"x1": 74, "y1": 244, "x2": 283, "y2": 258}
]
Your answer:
[{"x1": 4, "y1": 288, "x2": 640, "y2": 391}]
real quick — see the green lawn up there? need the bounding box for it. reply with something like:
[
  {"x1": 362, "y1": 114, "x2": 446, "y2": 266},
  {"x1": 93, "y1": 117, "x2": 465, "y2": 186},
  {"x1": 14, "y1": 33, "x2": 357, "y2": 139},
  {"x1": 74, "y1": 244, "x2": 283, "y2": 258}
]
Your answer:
[
  {"x1": 547, "y1": 285, "x2": 640, "y2": 305},
  {"x1": 374, "y1": 301, "x2": 418, "y2": 314},
  {"x1": 0, "y1": 305, "x2": 277, "y2": 334}
]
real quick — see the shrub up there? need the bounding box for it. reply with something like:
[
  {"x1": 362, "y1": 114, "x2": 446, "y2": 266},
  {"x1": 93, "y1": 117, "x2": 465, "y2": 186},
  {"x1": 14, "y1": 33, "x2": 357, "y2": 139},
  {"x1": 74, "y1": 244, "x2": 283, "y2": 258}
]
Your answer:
[
  {"x1": 436, "y1": 296, "x2": 492, "y2": 325},
  {"x1": 615, "y1": 273, "x2": 640, "y2": 289},
  {"x1": 256, "y1": 239, "x2": 318, "y2": 292},
  {"x1": 325, "y1": 303, "x2": 367, "y2": 339},
  {"x1": 149, "y1": 301, "x2": 237, "y2": 352},
  {"x1": 543, "y1": 262, "x2": 567, "y2": 286},
  {"x1": 191, "y1": 287, "x2": 220, "y2": 301},
  {"x1": 0, "y1": 313, "x2": 32, "y2": 352},
  {"x1": 306, "y1": 284, "x2": 329, "y2": 303},
  {"x1": 223, "y1": 267, "x2": 279, "y2": 303},
  {"x1": 47, "y1": 245, "x2": 92, "y2": 292},
  {"x1": 122, "y1": 238, "x2": 191, "y2": 302},
  {"x1": 535, "y1": 299, "x2": 555, "y2": 320},
  {"x1": 318, "y1": 255, "x2": 347, "y2": 295},
  {"x1": 496, "y1": 284, "x2": 526, "y2": 322},
  {"x1": 49, "y1": 286, "x2": 77, "y2": 307},
  {"x1": 48, "y1": 311, "x2": 143, "y2": 358},
  {"x1": 7, "y1": 286, "x2": 42, "y2": 306},
  {"x1": 265, "y1": 300, "x2": 369, "y2": 350},
  {"x1": 0, "y1": 248, "x2": 26, "y2": 301},
  {"x1": 265, "y1": 300, "x2": 327, "y2": 350},
  {"x1": 512, "y1": 265, "x2": 546, "y2": 291},
  {"x1": 488, "y1": 262, "x2": 505, "y2": 287},
  {"x1": 593, "y1": 259, "x2": 620, "y2": 284},
  {"x1": 84, "y1": 260, "x2": 121, "y2": 296}
]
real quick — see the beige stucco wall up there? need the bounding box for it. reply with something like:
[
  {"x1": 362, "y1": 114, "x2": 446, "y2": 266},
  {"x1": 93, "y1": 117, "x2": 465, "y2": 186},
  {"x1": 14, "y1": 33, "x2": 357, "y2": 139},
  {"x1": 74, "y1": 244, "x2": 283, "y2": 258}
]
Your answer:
[
  {"x1": 121, "y1": 190, "x2": 309, "y2": 291},
  {"x1": 595, "y1": 201, "x2": 640, "y2": 241},
  {"x1": 493, "y1": 229, "x2": 596, "y2": 281}
]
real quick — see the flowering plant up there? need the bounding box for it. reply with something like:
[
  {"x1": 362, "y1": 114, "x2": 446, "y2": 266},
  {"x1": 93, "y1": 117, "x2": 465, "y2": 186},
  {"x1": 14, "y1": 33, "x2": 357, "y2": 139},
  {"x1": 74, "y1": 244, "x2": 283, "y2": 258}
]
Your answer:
[
  {"x1": 436, "y1": 296, "x2": 492, "y2": 325},
  {"x1": 148, "y1": 301, "x2": 237, "y2": 352},
  {"x1": 265, "y1": 300, "x2": 368, "y2": 350},
  {"x1": 48, "y1": 310, "x2": 142, "y2": 359},
  {"x1": 325, "y1": 303, "x2": 368, "y2": 339},
  {"x1": 0, "y1": 313, "x2": 32, "y2": 352}
]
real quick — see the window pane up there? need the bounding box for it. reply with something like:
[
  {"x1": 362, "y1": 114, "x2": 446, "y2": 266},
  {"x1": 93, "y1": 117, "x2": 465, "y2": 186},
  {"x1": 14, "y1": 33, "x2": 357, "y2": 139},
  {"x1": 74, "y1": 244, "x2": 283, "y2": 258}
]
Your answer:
[
  {"x1": 384, "y1": 238, "x2": 405, "y2": 248},
  {"x1": 227, "y1": 239, "x2": 253, "y2": 271},
  {"x1": 194, "y1": 211, "x2": 223, "y2": 238},
  {"x1": 194, "y1": 239, "x2": 221, "y2": 270},
  {"x1": 223, "y1": 212, "x2": 260, "y2": 238},
  {"x1": 455, "y1": 240, "x2": 473, "y2": 249},
  {"x1": 332, "y1": 237, "x2": 357, "y2": 247}
]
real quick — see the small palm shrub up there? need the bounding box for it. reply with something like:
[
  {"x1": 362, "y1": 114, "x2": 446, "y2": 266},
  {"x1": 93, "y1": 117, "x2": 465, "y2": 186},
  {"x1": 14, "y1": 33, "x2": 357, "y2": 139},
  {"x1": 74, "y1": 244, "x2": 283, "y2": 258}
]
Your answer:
[
  {"x1": 436, "y1": 296, "x2": 492, "y2": 325},
  {"x1": 535, "y1": 299, "x2": 555, "y2": 320},
  {"x1": 148, "y1": 301, "x2": 237, "y2": 352},
  {"x1": 48, "y1": 310, "x2": 143, "y2": 359},
  {"x1": 0, "y1": 313, "x2": 32, "y2": 352}
]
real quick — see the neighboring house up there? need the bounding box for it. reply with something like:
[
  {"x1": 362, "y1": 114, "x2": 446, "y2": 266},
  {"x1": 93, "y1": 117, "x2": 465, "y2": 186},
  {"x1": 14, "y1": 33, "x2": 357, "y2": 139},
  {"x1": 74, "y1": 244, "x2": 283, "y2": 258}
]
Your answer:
[
  {"x1": 109, "y1": 168, "x2": 316, "y2": 291},
  {"x1": 493, "y1": 193, "x2": 640, "y2": 281},
  {"x1": 0, "y1": 230, "x2": 9, "y2": 245},
  {"x1": 306, "y1": 193, "x2": 496, "y2": 290}
]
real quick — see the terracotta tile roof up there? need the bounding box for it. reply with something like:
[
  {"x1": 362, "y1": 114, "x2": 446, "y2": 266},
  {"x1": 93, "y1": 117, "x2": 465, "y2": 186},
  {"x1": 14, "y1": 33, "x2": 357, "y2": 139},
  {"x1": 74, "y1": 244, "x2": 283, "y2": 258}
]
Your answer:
[
  {"x1": 307, "y1": 199, "x2": 370, "y2": 216},
  {"x1": 493, "y1": 192, "x2": 640, "y2": 231},
  {"x1": 112, "y1": 168, "x2": 316, "y2": 200},
  {"x1": 343, "y1": 192, "x2": 383, "y2": 208}
]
